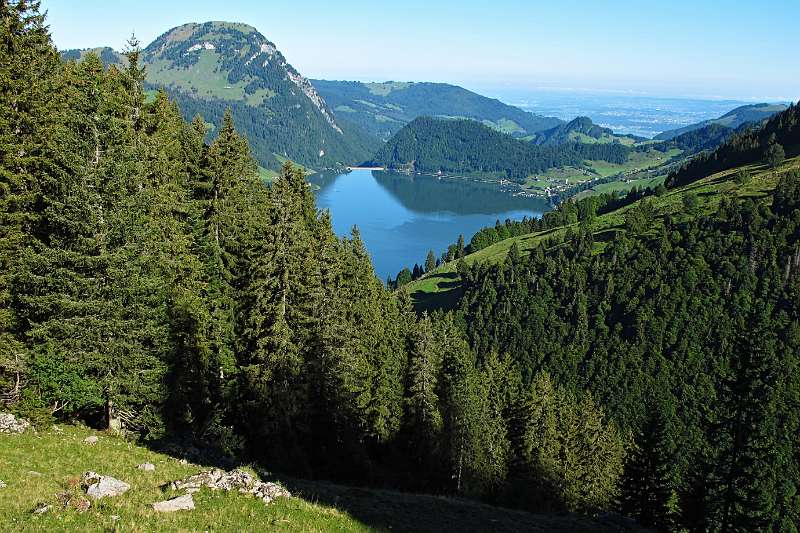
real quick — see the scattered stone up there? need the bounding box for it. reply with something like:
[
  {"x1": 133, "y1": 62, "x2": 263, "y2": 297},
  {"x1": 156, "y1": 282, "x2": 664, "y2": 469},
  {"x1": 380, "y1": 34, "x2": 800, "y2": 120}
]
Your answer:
[
  {"x1": 152, "y1": 493, "x2": 195, "y2": 513},
  {"x1": 81, "y1": 471, "x2": 130, "y2": 499},
  {"x1": 32, "y1": 504, "x2": 50, "y2": 515},
  {"x1": 83, "y1": 435, "x2": 99, "y2": 445},
  {"x1": 168, "y1": 468, "x2": 290, "y2": 506},
  {"x1": 137, "y1": 463, "x2": 155, "y2": 472},
  {"x1": 52, "y1": 425, "x2": 63, "y2": 433},
  {"x1": 0, "y1": 480, "x2": 6, "y2": 488},
  {"x1": 28, "y1": 470, "x2": 42, "y2": 477},
  {"x1": 178, "y1": 458, "x2": 188, "y2": 465},
  {"x1": 111, "y1": 515, "x2": 121, "y2": 521},
  {"x1": 0, "y1": 412, "x2": 31, "y2": 434}
]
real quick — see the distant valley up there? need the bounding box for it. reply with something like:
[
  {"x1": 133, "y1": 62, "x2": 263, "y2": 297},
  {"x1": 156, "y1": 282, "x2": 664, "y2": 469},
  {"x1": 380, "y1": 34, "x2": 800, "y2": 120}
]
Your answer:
[
  {"x1": 62, "y1": 26, "x2": 561, "y2": 174},
  {"x1": 370, "y1": 103, "x2": 788, "y2": 202},
  {"x1": 61, "y1": 21, "x2": 788, "y2": 204}
]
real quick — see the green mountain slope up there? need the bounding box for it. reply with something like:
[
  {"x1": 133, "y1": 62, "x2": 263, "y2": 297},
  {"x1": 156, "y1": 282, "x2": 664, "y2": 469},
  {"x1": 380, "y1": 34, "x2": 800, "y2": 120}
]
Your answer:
[
  {"x1": 63, "y1": 22, "x2": 379, "y2": 171},
  {"x1": 369, "y1": 117, "x2": 630, "y2": 182},
  {"x1": 531, "y1": 116, "x2": 642, "y2": 146},
  {"x1": 655, "y1": 102, "x2": 788, "y2": 140},
  {"x1": 312, "y1": 80, "x2": 562, "y2": 141},
  {"x1": 407, "y1": 116, "x2": 799, "y2": 310}
]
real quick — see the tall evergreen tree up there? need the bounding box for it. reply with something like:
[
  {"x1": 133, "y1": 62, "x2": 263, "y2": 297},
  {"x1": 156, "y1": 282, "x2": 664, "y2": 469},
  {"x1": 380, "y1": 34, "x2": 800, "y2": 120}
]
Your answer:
[
  {"x1": 0, "y1": 0, "x2": 61, "y2": 401},
  {"x1": 705, "y1": 291, "x2": 781, "y2": 532},
  {"x1": 621, "y1": 400, "x2": 679, "y2": 530}
]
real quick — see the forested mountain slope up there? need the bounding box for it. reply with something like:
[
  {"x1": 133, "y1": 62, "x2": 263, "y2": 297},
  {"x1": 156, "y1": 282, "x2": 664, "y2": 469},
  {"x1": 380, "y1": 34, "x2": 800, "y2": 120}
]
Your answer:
[
  {"x1": 405, "y1": 102, "x2": 800, "y2": 531},
  {"x1": 2, "y1": 4, "x2": 640, "y2": 529},
  {"x1": 62, "y1": 22, "x2": 378, "y2": 171},
  {"x1": 6, "y1": 4, "x2": 800, "y2": 532},
  {"x1": 369, "y1": 117, "x2": 630, "y2": 182},
  {"x1": 312, "y1": 80, "x2": 562, "y2": 141}
]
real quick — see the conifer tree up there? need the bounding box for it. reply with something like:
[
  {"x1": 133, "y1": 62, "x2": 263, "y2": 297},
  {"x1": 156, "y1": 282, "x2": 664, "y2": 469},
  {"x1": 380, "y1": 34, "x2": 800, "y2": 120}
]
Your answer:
[
  {"x1": 425, "y1": 250, "x2": 437, "y2": 273},
  {"x1": 439, "y1": 314, "x2": 483, "y2": 494},
  {"x1": 621, "y1": 401, "x2": 679, "y2": 530},
  {"x1": 0, "y1": 0, "x2": 61, "y2": 400},
  {"x1": 705, "y1": 293, "x2": 781, "y2": 532},
  {"x1": 405, "y1": 313, "x2": 444, "y2": 473}
]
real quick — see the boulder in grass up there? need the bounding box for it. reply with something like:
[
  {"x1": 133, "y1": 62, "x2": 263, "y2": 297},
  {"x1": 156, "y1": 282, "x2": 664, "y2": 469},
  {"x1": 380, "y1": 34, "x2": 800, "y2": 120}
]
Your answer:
[
  {"x1": 152, "y1": 493, "x2": 195, "y2": 512},
  {"x1": 83, "y1": 435, "x2": 99, "y2": 445},
  {"x1": 137, "y1": 463, "x2": 155, "y2": 472},
  {"x1": 0, "y1": 412, "x2": 30, "y2": 434},
  {"x1": 81, "y1": 471, "x2": 130, "y2": 499}
]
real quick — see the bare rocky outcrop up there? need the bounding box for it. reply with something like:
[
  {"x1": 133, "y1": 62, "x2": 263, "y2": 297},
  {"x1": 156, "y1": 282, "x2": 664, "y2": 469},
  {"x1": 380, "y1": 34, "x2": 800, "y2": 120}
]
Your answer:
[
  {"x1": 0, "y1": 412, "x2": 30, "y2": 434},
  {"x1": 81, "y1": 471, "x2": 130, "y2": 499},
  {"x1": 168, "y1": 468, "x2": 290, "y2": 505},
  {"x1": 152, "y1": 493, "x2": 195, "y2": 512},
  {"x1": 283, "y1": 67, "x2": 342, "y2": 134}
]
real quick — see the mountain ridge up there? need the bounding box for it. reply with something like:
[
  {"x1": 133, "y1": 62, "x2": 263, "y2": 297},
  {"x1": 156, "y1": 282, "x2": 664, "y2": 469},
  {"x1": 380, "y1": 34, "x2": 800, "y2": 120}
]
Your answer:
[
  {"x1": 531, "y1": 116, "x2": 643, "y2": 146},
  {"x1": 655, "y1": 102, "x2": 788, "y2": 140},
  {"x1": 312, "y1": 79, "x2": 563, "y2": 141},
  {"x1": 62, "y1": 21, "x2": 378, "y2": 171}
]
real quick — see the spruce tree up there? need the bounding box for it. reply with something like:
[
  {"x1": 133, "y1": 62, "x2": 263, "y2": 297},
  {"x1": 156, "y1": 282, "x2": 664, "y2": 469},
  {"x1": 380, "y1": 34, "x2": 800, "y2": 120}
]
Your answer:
[
  {"x1": 0, "y1": 0, "x2": 61, "y2": 400},
  {"x1": 705, "y1": 293, "x2": 781, "y2": 532},
  {"x1": 621, "y1": 401, "x2": 679, "y2": 530},
  {"x1": 405, "y1": 313, "x2": 444, "y2": 474},
  {"x1": 425, "y1": 250, "x2": 437, "y2": 273}
]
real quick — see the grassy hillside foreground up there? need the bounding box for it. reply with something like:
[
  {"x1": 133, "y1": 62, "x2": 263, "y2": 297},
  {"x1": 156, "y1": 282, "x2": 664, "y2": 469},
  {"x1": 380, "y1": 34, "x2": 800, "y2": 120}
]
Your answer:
[
  {"x1": 408, "y1": 155, "x2": 800, "y2": 311},
  {"x1": 0, "y1": 425, "x2": 638, "y2": 532}
]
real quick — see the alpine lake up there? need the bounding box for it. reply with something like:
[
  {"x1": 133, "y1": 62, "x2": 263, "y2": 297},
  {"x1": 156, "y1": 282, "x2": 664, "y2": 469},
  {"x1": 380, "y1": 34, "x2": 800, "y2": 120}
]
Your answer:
[{"x1": 308, "y1": 169, "x2": 552, "y2": 282}]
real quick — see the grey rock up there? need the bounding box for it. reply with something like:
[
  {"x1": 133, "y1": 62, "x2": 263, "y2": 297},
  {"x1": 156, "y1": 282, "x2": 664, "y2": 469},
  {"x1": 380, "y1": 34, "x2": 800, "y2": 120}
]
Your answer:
[
  {"x1": 168, "y1": 468, "x2": 290, "y2": 506},
  {"x1": 83, "y1": 435, "x2": 99, "y2": 445},
  {"x1": 152, "y1": 493, "x2": 195, "y2": 512},
  {"x1": 32, "y1": 504, "x2": 50, "y2": 514},
  {"x1": 137, "y1": 463, "x2": 155, "y2": 472},
  {"x1": 81, "y1": 471, "x2": 130, "y2": 499},
  {"x1": 0, "y1": 480, "x2": 6, "y2": 488},
  {"x1": 0, "y1": 412, "x2": 31, "y2": 434}
]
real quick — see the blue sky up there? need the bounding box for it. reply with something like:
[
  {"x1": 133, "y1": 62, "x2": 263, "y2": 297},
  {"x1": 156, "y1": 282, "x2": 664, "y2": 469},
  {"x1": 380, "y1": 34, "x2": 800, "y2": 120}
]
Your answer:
[{"x1": 41, "y1": 0, "x2": 799, "y2": 101}]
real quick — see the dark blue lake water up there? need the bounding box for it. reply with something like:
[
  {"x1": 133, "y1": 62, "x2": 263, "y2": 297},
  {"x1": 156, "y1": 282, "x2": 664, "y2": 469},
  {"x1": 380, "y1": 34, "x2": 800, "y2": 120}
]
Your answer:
[{"x1": 309, "y1": 169, "x2": 551, "y2": 282}]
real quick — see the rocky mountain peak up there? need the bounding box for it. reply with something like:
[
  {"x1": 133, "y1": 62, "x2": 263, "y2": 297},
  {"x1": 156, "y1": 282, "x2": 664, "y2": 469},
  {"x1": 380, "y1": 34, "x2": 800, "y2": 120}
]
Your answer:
[{"x1": 144, "y1": 21, "x2": 341, "y2": 133}]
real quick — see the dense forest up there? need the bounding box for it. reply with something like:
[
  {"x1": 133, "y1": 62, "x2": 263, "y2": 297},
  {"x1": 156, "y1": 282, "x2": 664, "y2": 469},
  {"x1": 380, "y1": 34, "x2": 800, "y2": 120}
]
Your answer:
[
  {"x1": 457, "y1": 168, "x2": 800, "y2": 529},
  {"x1": 1, "y1": 0, "x2": 625, "y2": 514},
  {"x1": 161, "y1": 88, "x2": 377, "y2": 172},
  {"x1": 3, "y1": 4, "x2": 800, "y2": 532},
  {"x1": 369, "y1": 117, "x2": 630, "y2": 182}
]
